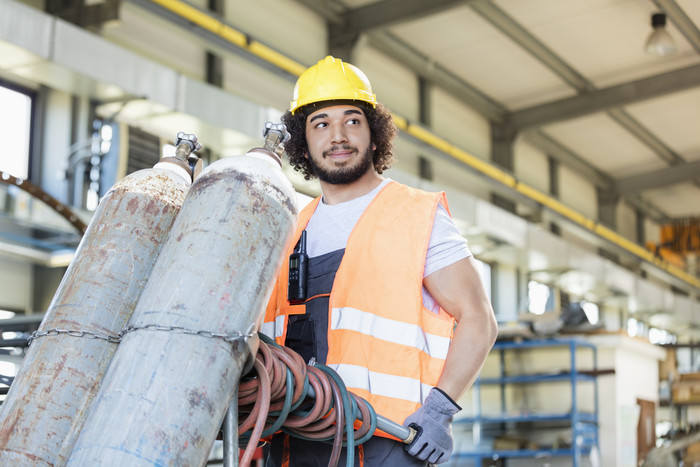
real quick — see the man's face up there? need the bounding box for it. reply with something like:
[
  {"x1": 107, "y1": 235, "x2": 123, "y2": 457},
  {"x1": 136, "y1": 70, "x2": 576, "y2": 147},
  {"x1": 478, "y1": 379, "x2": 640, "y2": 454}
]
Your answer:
[{"x1": 304, "y1": 104, "x2": 375, "y2": 185}]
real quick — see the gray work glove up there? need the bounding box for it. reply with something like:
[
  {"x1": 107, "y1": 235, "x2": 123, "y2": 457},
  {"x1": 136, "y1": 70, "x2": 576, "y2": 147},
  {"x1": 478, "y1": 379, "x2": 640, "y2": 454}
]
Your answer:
[{"x1": 403, "y1": 387, "x2": 461, "y2": 464}]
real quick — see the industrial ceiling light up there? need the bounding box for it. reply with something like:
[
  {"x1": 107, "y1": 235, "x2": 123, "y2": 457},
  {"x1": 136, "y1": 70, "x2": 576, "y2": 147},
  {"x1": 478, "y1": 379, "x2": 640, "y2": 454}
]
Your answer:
[{"x1": 645, "y1": 12, "x2": 677, "y2": 56}]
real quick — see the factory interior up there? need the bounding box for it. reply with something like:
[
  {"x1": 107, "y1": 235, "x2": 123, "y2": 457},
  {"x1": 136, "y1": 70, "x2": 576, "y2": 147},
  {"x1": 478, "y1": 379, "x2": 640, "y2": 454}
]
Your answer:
[{"x1": 1, "y1": 0, "x2": 700, "y2": 465}]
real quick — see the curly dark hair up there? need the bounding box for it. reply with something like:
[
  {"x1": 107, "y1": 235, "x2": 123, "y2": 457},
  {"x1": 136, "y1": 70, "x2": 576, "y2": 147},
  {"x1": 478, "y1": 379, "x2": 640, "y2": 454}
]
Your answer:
[{"x1": 281, "y1": 101, "x2": 397, "y2": 180}]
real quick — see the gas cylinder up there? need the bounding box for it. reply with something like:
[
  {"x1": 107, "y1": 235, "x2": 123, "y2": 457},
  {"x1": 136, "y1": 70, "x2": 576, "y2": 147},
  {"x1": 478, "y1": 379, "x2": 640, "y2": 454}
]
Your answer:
[
  {"x1": 66, "y1": 123, "x2": 298, "y2": 466},
  {"x1": 0, "y1": 133, "x2": 202, "y2": 466}
]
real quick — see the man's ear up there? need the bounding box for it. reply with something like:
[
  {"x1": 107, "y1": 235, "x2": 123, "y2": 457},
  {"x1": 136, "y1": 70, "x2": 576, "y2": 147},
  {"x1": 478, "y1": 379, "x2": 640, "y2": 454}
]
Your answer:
[{"x1": 304, "y1": 151, "x2": 309, "y2": 159}]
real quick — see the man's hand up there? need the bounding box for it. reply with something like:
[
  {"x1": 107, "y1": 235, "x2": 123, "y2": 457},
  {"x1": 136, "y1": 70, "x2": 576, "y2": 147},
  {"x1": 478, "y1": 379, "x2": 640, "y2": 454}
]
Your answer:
[{"x1": 403, "y1": 387, "x2": 461, "y2": 464}]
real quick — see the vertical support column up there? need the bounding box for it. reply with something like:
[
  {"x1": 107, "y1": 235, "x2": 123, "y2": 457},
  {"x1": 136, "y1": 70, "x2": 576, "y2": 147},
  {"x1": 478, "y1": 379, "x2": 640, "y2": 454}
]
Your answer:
[
  {"x1": 418, "y1": 76, "x2": 431, "y2": 127},
  {"x1": 498, "y1": 347, "x2": 506, "y2": 425},
  {"x1": 597, "y1": 187, "x2": 619, "y2": 230},
  {"x1": 593, "y1": 345, "x2": 599, "y2": 460},
  {"x1": 597, "y1": 187, "x2": 620, "y2": 262},
  {"x1": 30, "y1": 85, "x2": 48, "y2": 187},
  {"x1": 635, "y1": 208, "x2": 646, "y2": 246},
  {"x1": 548, "y1": 156, "x2": 561, "y2": 235},
  {"x1": 206, "y1": 0, "x2": 224, "y2": 88},
  {"x1": 207, "y1": 53, "x2": 223, "y2": 87},
  {"x1": 490, "y1": 121, "x2": 517, "y2": 213},
  {"x1": 418, "y1": 77, "x2": 433, "y2": 181},
  {"x1": 418, "y1": 157, "x2": 433, "y2": 181},
  {"x1": 68, "y1": 95, "x2": 91, "y2": 209},
  {"x1": 570, "y1": 341, "x2": 580, "y2": 467},
  {"x1": 328, "y1": 22, "x2": 359, "y2": 62}
]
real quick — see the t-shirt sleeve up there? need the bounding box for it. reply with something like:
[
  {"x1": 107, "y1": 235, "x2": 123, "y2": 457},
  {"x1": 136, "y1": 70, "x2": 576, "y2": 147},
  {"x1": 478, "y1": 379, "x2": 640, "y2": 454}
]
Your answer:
[{"x1": 424, "y1": 203, "x2": 472, "y2": 278}]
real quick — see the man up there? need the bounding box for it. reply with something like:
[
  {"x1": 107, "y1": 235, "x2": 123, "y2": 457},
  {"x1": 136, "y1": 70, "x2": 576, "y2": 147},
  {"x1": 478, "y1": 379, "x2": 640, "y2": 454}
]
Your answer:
[{"x1": 263, "y1": 56, "x2": 497, "y2": 466}]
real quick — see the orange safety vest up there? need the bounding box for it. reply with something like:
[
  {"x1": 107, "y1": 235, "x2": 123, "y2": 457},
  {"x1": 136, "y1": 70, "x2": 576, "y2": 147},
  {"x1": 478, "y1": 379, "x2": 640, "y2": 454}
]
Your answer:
[{"x1": 263, "y1": 181, "x2": 455, "y2": 431}]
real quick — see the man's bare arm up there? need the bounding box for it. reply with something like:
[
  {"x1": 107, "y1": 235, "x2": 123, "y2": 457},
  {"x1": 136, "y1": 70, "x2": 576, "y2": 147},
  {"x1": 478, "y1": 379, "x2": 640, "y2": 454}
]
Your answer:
[{"x1": 424, "y1": 256, "x2": 498, "y2": 401}]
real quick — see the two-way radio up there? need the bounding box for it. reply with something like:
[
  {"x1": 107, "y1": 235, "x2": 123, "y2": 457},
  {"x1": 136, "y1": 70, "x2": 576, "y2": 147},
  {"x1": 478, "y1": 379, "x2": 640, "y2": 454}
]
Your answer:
[{"x1": 287, "y1": 230, "x2": 309, "y2": 304}]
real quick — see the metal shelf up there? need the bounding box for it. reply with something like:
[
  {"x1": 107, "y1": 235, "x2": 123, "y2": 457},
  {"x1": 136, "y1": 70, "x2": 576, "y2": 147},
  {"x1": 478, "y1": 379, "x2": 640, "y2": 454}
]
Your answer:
[
  {"x1": 458, "y1": 411, "x2": 597, "y2": 424},
  {"x1": 453, "y1": 446, "x2": 595, "y2": 460},
  {"x1": 479, "y1": 372, "x2": 597, "y2": 384},
  {"x1": 457, "y1": 338, "x2": 599, "y2": 467}
]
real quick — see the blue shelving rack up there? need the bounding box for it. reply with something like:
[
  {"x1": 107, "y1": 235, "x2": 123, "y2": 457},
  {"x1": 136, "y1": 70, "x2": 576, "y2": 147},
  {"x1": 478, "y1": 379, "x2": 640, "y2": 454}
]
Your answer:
[{"x1": 452, "y1": 338, "x2": 599, "y2": 467}]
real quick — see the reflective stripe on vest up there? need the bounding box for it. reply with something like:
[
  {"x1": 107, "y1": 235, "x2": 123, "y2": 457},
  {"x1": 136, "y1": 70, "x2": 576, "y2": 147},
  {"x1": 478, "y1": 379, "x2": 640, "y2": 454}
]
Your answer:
[
  {"x1": 330, "y1": 363, "x2": 434, "y2": 404},
  {"x1": 330, "y1": 306, "x2": 451, "y2": 360},
  {"x1": 261, "y1": 315, "x2": 286, "y2": 340}
]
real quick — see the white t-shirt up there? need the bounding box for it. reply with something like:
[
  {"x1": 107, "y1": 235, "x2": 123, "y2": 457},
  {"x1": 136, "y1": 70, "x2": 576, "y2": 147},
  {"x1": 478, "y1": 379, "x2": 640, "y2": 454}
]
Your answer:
[{"x1": 304, "y1": 179, "x2": 471, "y2": 313}]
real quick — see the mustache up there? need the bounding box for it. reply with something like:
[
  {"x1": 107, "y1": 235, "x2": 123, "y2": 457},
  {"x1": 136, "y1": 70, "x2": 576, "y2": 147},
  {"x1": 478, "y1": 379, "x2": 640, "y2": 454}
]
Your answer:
[{"x1": 323, "y1": 145, "x2": 357, "y2": 158}]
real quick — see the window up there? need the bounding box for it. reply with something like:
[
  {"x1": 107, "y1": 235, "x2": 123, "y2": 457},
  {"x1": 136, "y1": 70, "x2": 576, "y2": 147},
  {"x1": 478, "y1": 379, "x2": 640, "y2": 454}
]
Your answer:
[
  {"x1": 649, "y1": 327, "x2": 675, "y2": 345},
  {"x1": 528, "y1": 280, "x2": 553, "y2": 315},
  {"x1": 473, "y1": 257, "x2": 492, "y2": 302},
  {"x1": 0, "y1": 83, "x2": 32, "y2": 179},
  {"x1": 580, "y1": 300, "x2": 599, "y2": 325},
  {"x1": 627, "y1": 317, "x2": 645, "y2": 337}
]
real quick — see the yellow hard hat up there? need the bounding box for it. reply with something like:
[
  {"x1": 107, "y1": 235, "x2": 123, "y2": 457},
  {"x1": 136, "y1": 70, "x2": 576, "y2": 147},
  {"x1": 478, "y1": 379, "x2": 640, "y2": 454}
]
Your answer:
[{"x1": 290, "y1": 56, "x2": 377, "y2": 114}]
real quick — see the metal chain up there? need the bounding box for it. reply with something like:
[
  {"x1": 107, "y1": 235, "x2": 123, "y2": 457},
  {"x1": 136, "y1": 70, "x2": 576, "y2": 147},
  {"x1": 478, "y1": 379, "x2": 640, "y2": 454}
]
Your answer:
[
  {"x1": 28, "y1": 328, "x2": 121, "y2": 345},
  {"x1": 120, "y1": 324, "x2": 254, "y2": 343},
  {"x1": 28, "y1": 324, "x2": 254, "y2": 346}
]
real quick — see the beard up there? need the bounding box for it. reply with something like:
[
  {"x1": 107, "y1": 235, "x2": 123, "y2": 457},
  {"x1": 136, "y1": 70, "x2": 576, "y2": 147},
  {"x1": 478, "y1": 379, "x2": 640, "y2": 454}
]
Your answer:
[{"x1": 308, "y1": 144, "x2": 374, "y2": 185}]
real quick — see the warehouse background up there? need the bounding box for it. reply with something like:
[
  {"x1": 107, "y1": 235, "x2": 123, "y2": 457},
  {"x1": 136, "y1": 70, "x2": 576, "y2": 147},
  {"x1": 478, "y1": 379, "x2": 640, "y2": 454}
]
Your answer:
[{"x1": 0, "y1": 0, "x2": 699, "y2": 465}]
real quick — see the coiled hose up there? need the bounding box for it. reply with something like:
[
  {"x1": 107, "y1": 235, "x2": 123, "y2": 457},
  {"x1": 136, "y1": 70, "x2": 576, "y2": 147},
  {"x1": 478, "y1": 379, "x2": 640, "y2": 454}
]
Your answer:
[{"x1": 236, "y1": 333, "x2": 377, "y2": 467}]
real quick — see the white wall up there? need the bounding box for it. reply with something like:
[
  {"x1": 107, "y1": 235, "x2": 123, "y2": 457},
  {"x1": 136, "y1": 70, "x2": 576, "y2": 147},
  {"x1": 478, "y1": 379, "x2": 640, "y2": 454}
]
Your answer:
[
  {"x1": 356, "y1": 47, "x2": 420, "y2": 122},
  {"x1": 102, "y1": 4, "x2": 207, "y2": 82},
  {"x1": 225, "y1": 0, "x2": 326, "y2": 66},
  {"x1": 559, "y1": 164, "x2": 597, "y2": 221},
  {"x1": 0, "y1": 257, "x2": 32, "y2": 313},
  {"x1": 618, "y1": 201, "x2": 638, "y2": 243},
  {"x1": 644, "y1": 217, "x2": 661, "y2": 246},
  {"x1": 430, "y1": 87, "x2": 491, "y2": 161},
  {"x1": 590, "y1": 334, "x2": 666, "y2": 467},
  {"x1": 514, "y1": 139, "x2": 550, "y2": 194},
  {"x1": 40, "y1": 89, "x2": 73, "y2": 203}
]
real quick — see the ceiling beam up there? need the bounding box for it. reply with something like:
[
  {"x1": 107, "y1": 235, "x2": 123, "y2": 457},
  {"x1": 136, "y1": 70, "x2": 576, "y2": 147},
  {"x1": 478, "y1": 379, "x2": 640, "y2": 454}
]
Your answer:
[
  {"x1": 468, "y1": 0, "x2": 695, "y2": 213},
  {"x1": 509, "y1": 64, "x2": 700, "y2": 130},
  {"x1": 364, "y1": 30, "x2": 676, "y2": 223},
  {"x1": 292, "y1": 0, "x2": 344, "y2": 24},
  {"x1": 607, "y1": 108, "x2": 685, "y2": 165},
  {"x1": 329, "y1": 0, "x2": 471, "y2": 59},
  {"x1": 295, "y1": 0, "x2": 681, "y2": 224},
  {"x1": 127, "y1": 0, "x2": 300, "y2": 80},
  {"x1": 469, "y1": 0, "x2": 592, "y2": 91},
  {"x1": 522, "y1": 130, "x2": 670, "y2": 223},
  {"x1": 615, "y1": 159, "x2": 700, "y2": 195},
  {"x1": 367, "y1": 31, "x2": 508, "y2": 122},
  {"x1": 623, "y1": 195, "x2": 671, "y2": 224},
  {"x1": 653, "y1": 0, "x2": 700, "y2": 54},
  {"x1": 342, "y1": 0, "x2": 468, "y2": 35}
]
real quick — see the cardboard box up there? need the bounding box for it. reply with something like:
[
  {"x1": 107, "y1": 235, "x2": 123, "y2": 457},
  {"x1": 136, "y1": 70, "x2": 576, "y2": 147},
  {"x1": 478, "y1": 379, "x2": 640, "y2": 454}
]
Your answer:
[
  {"x1": 672, "y1": 380, "x2": 700, "y2": 404},
  {"x1": 659, "y1": 348, "x2": 677, "y2": 382},
  {"x1": 685, "y1": 441, "x2": 700, "y2": 464},
  {"x1": 493, "y1": 434, "x2": 528, "y2": 450}
]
